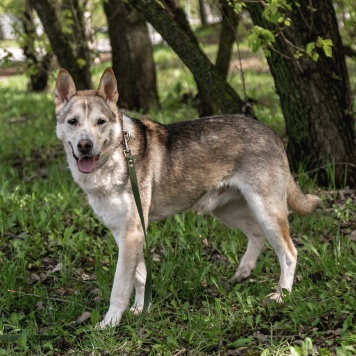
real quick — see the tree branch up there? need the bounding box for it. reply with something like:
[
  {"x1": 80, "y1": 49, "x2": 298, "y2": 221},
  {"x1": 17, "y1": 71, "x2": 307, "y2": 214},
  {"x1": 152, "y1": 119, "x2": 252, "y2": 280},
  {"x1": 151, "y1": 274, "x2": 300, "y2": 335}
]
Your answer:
[
  {"x1": 128, "y1": 0, "x2": 244, "y2": 115},
  {"x1": 344, "y1": 44, "x2": 356, "y2": 58}
]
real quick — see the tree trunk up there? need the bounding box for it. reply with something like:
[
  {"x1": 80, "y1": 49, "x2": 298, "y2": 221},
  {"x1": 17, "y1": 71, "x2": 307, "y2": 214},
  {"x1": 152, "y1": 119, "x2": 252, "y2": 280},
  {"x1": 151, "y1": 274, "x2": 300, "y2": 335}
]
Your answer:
[
  {"x1": 162, "y1": 0, "x2": 214, "y2": 116},
  {"x1": 0, "y1": 19, "x2": 5, "y2": 40},
  {"x1": 198, "y1": 0, "x2": 208, "y2": 26},
  {"x1": 103, "y1": 0, "x2": 158, "y2": 112},
  {"x1": 215, "y1": 0, "x2": 239, "y2": 79},
  {"x1": 23, "y1": 0, "x2": 51, "y2": 92},
  {"x1": 129, "y1": 0, "x2": 244, "y2": 115},
  {"x1": 61, "y1": 0, "x2": 92, "y2": 88},
  {"x1": 247, "y1": 0, "x2": 356, "y2": 187},
  {"x1": 30, "y1": 0, "x2": 92, "y2": 90}
]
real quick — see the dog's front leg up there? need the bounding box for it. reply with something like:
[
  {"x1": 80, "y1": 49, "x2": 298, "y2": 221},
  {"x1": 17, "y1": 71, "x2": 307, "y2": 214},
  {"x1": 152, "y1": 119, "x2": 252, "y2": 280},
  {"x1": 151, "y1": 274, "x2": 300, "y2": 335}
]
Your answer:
[
  {"x1": 130, "y1": 250, "x2": 147, "y2": 315},
  {"x1": 98, "y1": 225, "x2": 144, "y2": 328}
]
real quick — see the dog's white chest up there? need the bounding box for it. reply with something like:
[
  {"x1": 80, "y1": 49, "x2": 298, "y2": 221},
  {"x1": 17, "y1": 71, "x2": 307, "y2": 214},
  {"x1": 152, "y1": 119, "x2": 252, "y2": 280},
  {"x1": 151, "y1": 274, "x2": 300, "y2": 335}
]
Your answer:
[{"x1": 88, "y1": 192, "x2": 131, "y2": 232}]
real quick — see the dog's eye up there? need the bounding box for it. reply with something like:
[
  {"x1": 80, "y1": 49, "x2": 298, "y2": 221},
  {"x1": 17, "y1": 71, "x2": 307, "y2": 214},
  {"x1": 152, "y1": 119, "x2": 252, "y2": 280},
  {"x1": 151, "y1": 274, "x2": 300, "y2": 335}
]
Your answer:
[
  {"x1": 68, "y1": 118, "x2": 78, "y2": 126},
  {"x1": 97, "y1": 118, "x2": 106, "y2": 126}
]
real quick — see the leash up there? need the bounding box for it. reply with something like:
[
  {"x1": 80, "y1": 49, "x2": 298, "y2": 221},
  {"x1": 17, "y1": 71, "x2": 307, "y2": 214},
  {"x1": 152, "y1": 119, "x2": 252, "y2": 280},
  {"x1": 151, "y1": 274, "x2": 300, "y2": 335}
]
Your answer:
[{"x1": 122, "y1": 131, "x2": 152, "y2": 319}]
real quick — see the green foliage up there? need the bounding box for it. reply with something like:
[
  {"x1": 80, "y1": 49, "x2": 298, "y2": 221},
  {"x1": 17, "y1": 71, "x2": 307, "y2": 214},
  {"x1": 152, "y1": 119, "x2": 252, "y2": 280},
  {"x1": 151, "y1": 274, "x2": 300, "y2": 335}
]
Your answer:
[
  {"x1": 306, "y1": 37, "x2": 334, "y2": 61},
  {"x1": 226, "y1": 0, "x2": 246, "y2": 15},
  {"x1": 0, "y1": 19, "x2": 355, "y2": 355},
  {"x1": 248, "y1": 25, "x2": 275, "y2": 57},
  {"x1": 243, "y1": 0, "x2": 339, "y2": 63},
  {"x1": 0, "y1": 1, "x2": 52, "y2": 83},
  {"x1": 333, "y1": 0, "x2": 356, "y2": 49},
  {"x1": 1, "y1": 68, "x2": 355, "y2": 354},
  {"x1": 261, "y1": 0, "x2": 292, "y2": 25}
]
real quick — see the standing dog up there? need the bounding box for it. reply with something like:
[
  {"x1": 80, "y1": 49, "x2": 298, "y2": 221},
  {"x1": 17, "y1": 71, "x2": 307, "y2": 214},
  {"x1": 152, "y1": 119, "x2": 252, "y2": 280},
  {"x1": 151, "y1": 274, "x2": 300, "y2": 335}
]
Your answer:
[{"x1": 54, "y1": 68, "x2": 319, "y2": 328}]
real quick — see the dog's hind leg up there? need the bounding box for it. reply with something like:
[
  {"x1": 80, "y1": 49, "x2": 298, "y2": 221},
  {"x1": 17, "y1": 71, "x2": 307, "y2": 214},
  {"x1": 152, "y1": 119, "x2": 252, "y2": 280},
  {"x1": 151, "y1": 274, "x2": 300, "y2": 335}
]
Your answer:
[
  {"x1": 130, "y1": 250, "x2": 147, "y2": 315},
  {"x1": 212, "y1": 198, "x2": 266, "y2": 282},
  {"x1": 241, "y1": 189, "x2": 297, "y2": 301}
]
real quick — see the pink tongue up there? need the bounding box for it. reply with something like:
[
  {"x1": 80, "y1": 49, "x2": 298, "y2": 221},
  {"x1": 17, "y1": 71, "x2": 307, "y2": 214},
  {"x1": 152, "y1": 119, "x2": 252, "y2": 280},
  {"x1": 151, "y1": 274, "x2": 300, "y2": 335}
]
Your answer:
[{"x1": 78, "y1": 156, "x2": 96, "y2": 173}]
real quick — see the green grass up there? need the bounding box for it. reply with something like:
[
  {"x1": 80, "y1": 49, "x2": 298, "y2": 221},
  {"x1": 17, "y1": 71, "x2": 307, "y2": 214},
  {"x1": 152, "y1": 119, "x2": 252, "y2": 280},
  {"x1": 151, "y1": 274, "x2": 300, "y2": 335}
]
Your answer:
[{"x1": 1, "y1": 34, "x2": 356, "y2": 355}]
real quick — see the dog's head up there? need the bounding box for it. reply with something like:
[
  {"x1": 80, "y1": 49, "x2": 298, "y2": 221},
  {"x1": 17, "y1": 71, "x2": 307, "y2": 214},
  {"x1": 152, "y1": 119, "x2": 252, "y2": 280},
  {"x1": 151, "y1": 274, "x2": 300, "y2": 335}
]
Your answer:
[{"x1": 54, "y1": 68, "x2": 121, "y2": 174}]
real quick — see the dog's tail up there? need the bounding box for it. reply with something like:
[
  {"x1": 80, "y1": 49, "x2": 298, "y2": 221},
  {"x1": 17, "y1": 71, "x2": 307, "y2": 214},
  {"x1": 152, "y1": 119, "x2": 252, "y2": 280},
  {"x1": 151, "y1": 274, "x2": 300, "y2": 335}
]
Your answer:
[{"x1": 287, "y1": 177, "x2": 320, "y2": 216}]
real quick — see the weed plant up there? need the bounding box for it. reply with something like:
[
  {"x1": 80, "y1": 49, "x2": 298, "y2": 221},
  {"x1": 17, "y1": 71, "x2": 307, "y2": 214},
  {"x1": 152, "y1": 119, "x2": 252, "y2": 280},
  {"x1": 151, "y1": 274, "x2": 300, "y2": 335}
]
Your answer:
[{"x1": 0, "y1": 42, "x2": 356, "y2": 355}]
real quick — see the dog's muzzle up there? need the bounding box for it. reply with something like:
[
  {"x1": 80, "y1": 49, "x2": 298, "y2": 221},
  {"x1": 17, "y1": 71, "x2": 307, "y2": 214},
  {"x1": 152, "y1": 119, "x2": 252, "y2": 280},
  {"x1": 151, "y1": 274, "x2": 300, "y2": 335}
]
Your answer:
[{"x1": 69, "y1": 141, "x2": 100, "y2": 174}]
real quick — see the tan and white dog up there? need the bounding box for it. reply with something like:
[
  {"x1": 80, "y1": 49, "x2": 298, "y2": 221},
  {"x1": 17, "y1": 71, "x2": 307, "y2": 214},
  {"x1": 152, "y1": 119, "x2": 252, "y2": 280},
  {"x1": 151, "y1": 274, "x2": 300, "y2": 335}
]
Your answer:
[{"x1": 54, "y1": 68, "x2": 319, "y2": 328}]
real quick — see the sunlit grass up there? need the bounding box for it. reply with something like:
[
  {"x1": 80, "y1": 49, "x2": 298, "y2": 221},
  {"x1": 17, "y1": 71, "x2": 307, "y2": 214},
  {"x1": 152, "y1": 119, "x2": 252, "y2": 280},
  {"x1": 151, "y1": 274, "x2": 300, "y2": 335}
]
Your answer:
[{"x1": 0, "y1": 25, "x2": 355, "y2": 355}]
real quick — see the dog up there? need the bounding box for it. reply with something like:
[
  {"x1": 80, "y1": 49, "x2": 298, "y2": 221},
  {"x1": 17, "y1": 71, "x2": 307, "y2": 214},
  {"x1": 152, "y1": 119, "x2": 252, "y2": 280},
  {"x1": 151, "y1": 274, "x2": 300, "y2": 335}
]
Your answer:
[{"x1": 54, "y1": 68, "x2": 320, "y2": 328}]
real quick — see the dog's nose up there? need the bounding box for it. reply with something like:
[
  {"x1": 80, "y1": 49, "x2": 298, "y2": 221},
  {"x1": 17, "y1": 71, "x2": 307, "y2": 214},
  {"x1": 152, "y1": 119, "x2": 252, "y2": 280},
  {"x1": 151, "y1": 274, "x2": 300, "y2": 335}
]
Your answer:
[{"x1": 77, "y1": 139, "x2": 93, "y2": 153}]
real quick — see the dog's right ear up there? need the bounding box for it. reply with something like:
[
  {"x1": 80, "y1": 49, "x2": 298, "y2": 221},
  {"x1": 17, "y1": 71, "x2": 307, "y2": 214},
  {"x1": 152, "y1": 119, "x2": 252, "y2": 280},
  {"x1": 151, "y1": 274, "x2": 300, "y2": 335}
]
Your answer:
[{"x1": 54, "y1": 69, "x2": 76, "y2": 109}]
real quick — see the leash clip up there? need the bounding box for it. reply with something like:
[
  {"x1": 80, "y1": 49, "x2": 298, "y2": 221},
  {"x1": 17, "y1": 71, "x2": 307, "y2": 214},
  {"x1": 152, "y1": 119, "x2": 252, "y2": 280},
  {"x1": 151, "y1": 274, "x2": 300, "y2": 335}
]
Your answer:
[{"x1": 123, "y1": 131, "x2": 132, "y2": 157}]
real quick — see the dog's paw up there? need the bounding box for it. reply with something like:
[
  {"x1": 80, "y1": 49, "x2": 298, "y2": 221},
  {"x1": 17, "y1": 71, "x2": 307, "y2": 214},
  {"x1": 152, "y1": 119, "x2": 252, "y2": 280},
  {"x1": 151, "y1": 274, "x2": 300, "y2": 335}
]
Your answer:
[
  {"x1": 230, "y1": 267, "x2": 252, "y2": 283},
  {"x1": 95, "y1": 320, "x2": 110, "y2": 330},
  {"x1": 130, "y1": 303, "x2": 151, "y2": 316},
  {"x1": 264, "y1": 292, "x2": 283, "y2": 304},
  {"x1": 130, "y1": 305, "x2": 143, "y2": 316},
  {"x1": 96, "y1": 306, "x2": 123, "y2": 329},
  {"x1": 96, "y1": 318, "x2": 120, "y2": 329}
]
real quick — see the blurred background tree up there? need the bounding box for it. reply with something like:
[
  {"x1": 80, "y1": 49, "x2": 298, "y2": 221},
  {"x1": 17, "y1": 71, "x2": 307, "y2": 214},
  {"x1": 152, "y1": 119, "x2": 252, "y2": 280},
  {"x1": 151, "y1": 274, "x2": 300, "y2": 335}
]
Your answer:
[
  {"x1": 0, "y1": 0, "x2": 355, "y2": 187},
  {"x1": 29, "y1": 0, "x2": 92, "y2": 89},
  {"x1": 246, "y1": 0, "x2": 355, "y2": 187},
  {"x1": 103, "y1": 0, "x2": 159, "y2": 112}
]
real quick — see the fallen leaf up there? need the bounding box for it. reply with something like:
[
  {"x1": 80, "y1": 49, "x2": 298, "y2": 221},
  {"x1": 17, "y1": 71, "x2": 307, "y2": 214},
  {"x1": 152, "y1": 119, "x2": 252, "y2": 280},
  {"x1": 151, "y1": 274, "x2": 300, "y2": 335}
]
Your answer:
[
  {"x1": 51, "y1": 263, "x2": 62, "y2": 273},
  {"x1": 81, "y1": 272, "x2": 96, "y2": 281},
  {"x1": 42, "y1": 257, "x2": 58, "y2": 266},
  {"x1": 36, "y1": 301, "x2": 44, "y2": 310},
  {"x1": 350, "y1": 230, "x2": 356, "y2": 242},
  {"x1": 76, "y1": 311, "x2": 91, "y2": 324},
  {"x1": 28, "y1": 273, "x2": 41, "y2": 283}
]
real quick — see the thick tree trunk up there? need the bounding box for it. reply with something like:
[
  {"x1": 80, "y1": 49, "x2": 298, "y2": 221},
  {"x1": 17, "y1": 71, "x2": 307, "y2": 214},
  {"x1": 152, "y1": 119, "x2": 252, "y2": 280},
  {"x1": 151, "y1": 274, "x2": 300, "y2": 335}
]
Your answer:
[
  {"x1": 215, "y1": 0, "x2": 239, "y2": 79},
  {"x1": 103, "y1": 0, "x2": 158, "y2": 112},
  {"x1": 129, "y1": 0, "x2": 244, "y2": 115},
  {"x1": 247, "y1": 0, "x2": 356, "y2": 187},
  {"x1": 23, "y1": 0, "x2": 51, "y2": 92},
  {"x1": 30, "y1": 0, "x2": 92, "y2": 90}
]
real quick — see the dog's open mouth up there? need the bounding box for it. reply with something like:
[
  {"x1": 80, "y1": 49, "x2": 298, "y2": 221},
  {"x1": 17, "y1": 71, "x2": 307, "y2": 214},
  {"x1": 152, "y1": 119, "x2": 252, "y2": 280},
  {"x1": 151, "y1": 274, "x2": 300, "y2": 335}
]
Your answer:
[
  {"x1": 78, "y1": 156, "x2": 99, "y2": 173},
  {"x1": 68, "y1": 142, "x2": 100, "y2": 174}
]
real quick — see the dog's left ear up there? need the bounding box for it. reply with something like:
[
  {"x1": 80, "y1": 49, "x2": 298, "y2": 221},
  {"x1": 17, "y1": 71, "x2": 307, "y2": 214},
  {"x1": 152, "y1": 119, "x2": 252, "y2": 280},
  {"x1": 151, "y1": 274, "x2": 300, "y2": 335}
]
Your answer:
[
  {"x1": 97, "y1": 68, "x2": 119, "y2": 103},
  {"x1": 54, "y1": 68, "x2": 76, "y2": 109}
]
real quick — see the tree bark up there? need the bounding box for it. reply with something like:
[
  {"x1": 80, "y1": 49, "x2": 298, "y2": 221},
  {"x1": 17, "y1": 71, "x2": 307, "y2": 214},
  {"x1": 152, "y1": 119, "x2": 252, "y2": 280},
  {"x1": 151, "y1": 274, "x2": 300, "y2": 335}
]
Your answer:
[
  {"x1": 103, "y1": 0, "x2": 159, "y2": 112},
  {"x1": 30, "y1": 0, "x2": 92, "y2": 90},
  {"x1": 128, "y1": 0, "x2": 244, "y2": 115},
  {"x1": 61, "y1": 0, "x2": 92, "y2": 87},
  {"x1": 247, "y1": 0, "x2": 356, "y2": 187},
  {"x1": 23, "y1": 0, "x2": 51, "y2": 92},
  {"x1": 215, "y1": 0, "x2": 239, "y2": 79}
]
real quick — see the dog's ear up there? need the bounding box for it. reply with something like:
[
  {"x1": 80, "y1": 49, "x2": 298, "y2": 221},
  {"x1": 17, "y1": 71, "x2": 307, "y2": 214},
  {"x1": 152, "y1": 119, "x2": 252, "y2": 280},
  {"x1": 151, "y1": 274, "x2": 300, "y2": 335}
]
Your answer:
[
  {"x1": 54, "y1": 69, "x2": 76, "y2": 108},
  {"x1": 97, "y1": 68, "x2": 119, "y2": 103}
]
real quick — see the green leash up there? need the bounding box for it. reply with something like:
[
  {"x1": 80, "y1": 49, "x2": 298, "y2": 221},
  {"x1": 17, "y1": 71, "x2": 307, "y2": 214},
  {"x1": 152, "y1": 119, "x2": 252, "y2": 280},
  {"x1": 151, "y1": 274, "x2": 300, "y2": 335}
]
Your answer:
[{"x1": 122, "y1": 131, "x2": 152, "y2": 318}]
